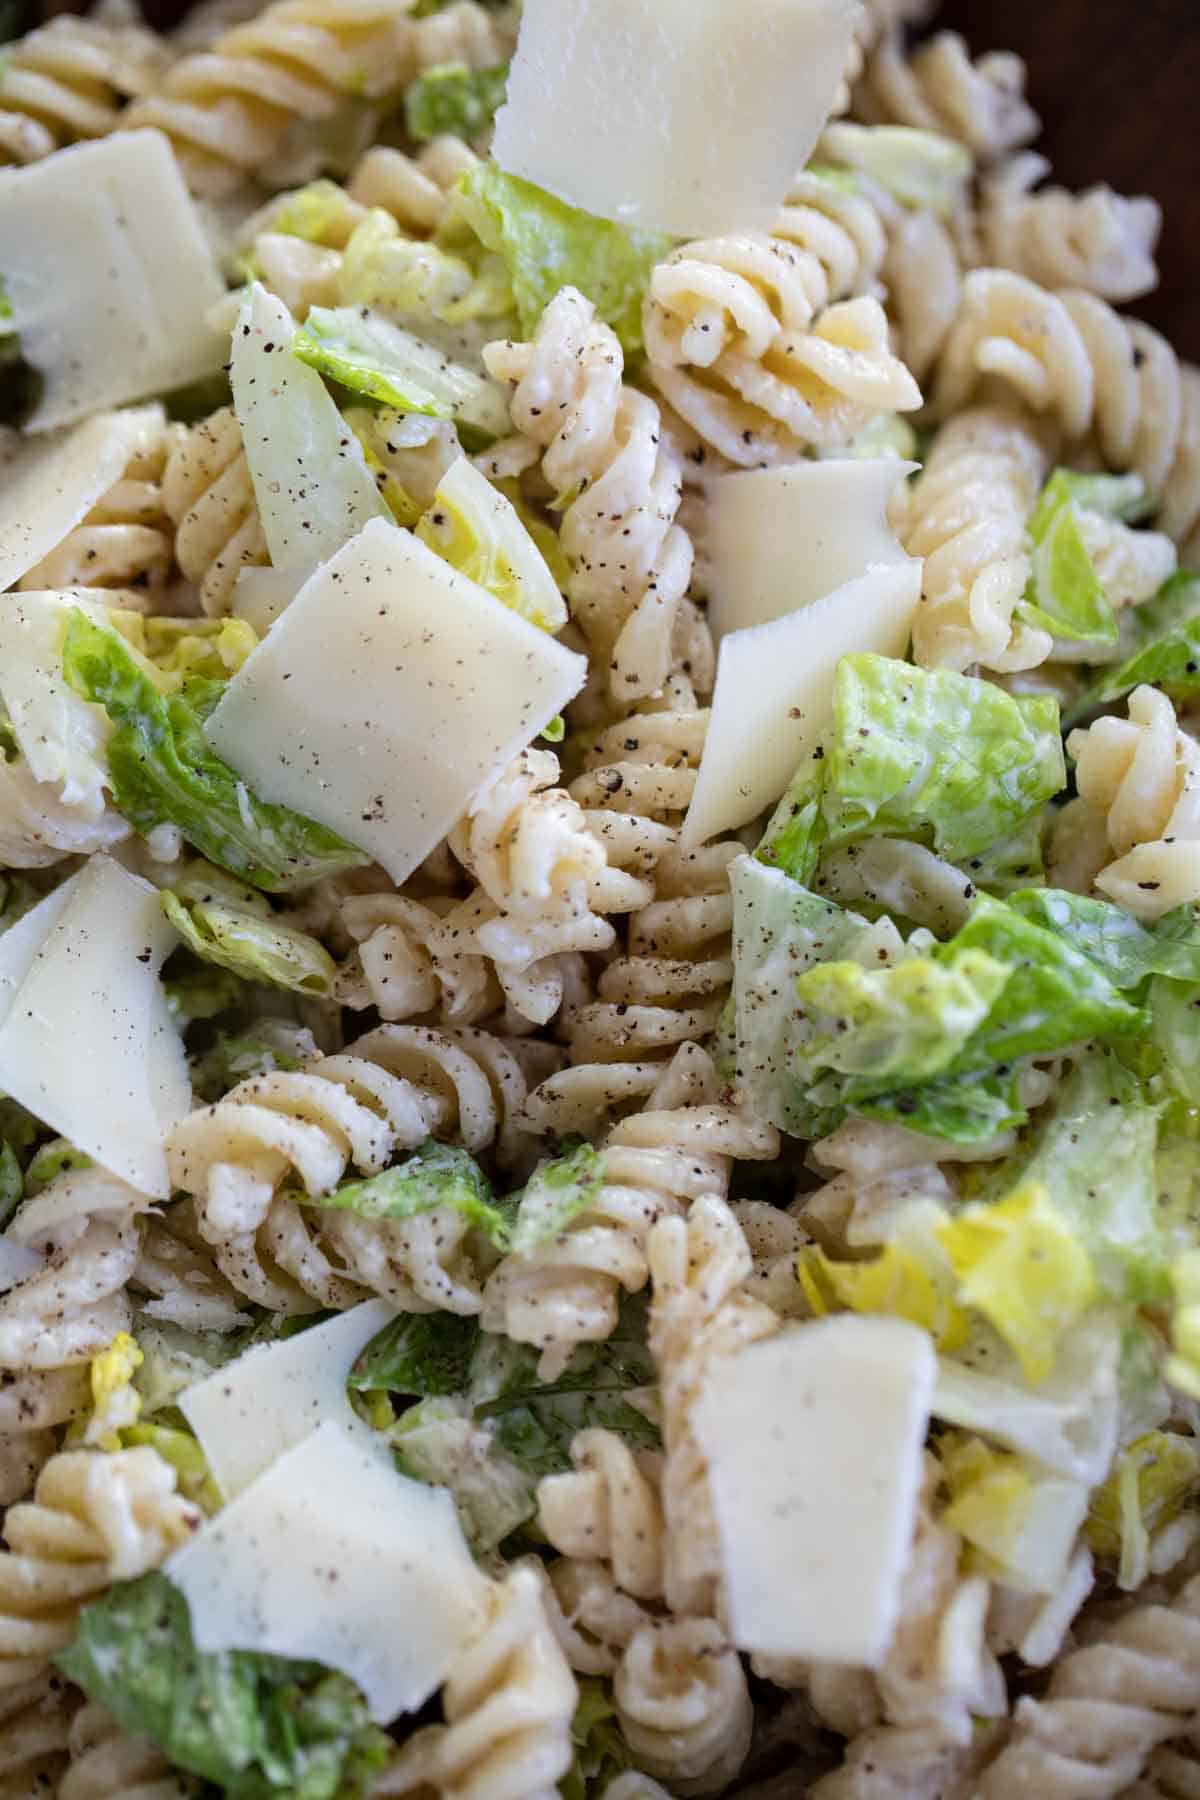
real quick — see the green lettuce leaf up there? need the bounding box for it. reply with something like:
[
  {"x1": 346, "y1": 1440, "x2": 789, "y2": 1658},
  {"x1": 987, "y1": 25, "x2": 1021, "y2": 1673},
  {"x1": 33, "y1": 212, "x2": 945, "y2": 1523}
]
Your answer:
[
  {"x1": 0, "y1": 1141, "x2": 21, "y2": 1230},
  {"x1": 451, "y1": 163, "x2": 673, "y2": 354},
  {"x1": 1065, "y1": 571, "x2": 1200, "y2": 726},
  {"x1": 291, "y1": 304, "x2": 509, "y2": 443},
  {"x1": 415, "y1": 453, "x2": 567, "y2": 631},
  {"x1": 61, "y1": 609, "x2": 369, "y2": 893},
  {"x1": 133, "y1": 1322, "x2": 244, "y2": 1415},
  {"x1": 161, "y1": 891, "x2": 335, "y2": 997},
  {"x1": 816, "y1": 123, "x2": 973, "y2": 217},
  {"x1": 389, "y1": 1394, "x2": 535, "y2": 1551},
  {"x1": 857, "y1": 1067, "x2": 1028, "y2": 1144},
  {"x1": 1150, "y1": 976, "x2": 1200, "y2": 1107},
  {"x1": 306, "y1": 1140, "x2": 513, "y2": 1245},
  {"x1": 24, "y1": 1137, "x2": 91, "y2": 1193},
  {"x1": 121, "y1": 1420, "x2": 222, "y2": 1515},
  {"x1": 1008, "y1": 888, "x2": 1200, "y2": 989},
  {"x1": 508, "y1": 1142, "x2": 606, "y2": 1256},
  {"x1": 164, "y1": 963, "x2": 245, "y2": 1024},
  {"x1": 189, "y1": 1023, "x2": 316, "y2": 1104},
  {"x1": 348, "y1": 1311, "x2": 479, "y2": 1398},
  {"x1": 57, "y1": 1572, "x2": 390, "y2": 1799},
  {"x1": 336, "y1": 212, "x2": 513, "y2": 344},
  {"x1": 1020, "y1": 474, "x2": 1119, "y2": 646},
  {"x1": 405, "y1": 61, "x2": 509, "y2": 142},
  {"x1": 560, "y1": 1680, "x2": 633, "y2": 1800}
]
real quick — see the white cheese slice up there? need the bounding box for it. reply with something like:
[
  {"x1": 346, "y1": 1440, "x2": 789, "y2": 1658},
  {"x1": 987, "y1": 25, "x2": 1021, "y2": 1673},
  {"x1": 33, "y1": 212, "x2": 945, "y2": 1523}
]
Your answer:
[
  {"x1": 693, "y1": 1315, "x2": 935, "y2": 1665},
  {"x1": 0, "y1": 879, "x2": 75, "y2": 1025},
  {"x1": 0, "y1": 407, "x2": 164, "y2": 592},
  {"x1": 167, "y1": 1419, "x2": 489, "y2": 1723},
  {"x1": 682, "y1": 559, "x2": 922, "y2": 847},
  {"x1": 705, "y1": 460, "x2": 916, "y2": 641},
  {"x1": 0, "y1": 592, "x2": 114, "y2": 813},
  {"x1": 232, "y1": 566, "x2": 298, "y2": 633},
  {"x1": 493, "y1": 0, "x2": 858, "y2": 237},
  {"x1": 206, "y1": 518, "x2": 587, "y2": 885},
  {"x1": 179, "y1": 1299, "x2": 395, "y2": 1501},
  {"x1": 0, "y1": 132, "x2": 227, "y2": 431},
  {"x1": 0, "y1": 856, "x2": 189, "y2": 1197},
  {"x1": 0, "y1": 1240, "x2": 44, "y2": 1291},
  {"x1": 231, "y1": 284, "x2": 388, "y2": 579}
]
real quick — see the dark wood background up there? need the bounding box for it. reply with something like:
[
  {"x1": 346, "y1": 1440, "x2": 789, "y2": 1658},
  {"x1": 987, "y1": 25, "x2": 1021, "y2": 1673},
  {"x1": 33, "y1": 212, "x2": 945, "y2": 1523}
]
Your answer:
[{"x1": 36, "y1": 0, "x2": 1200, "y2": 358}]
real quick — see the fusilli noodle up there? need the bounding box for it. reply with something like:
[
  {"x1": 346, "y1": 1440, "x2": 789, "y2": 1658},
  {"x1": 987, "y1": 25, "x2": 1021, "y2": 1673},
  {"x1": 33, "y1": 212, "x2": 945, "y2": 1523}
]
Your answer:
[
  {"x1": 851, "y1": 30, "x2": 1040, "y2": 162},
  {"x1": 0, "y1": 1672, "x2": 73, "y2": 1796},
  {"x1": 979, "y1": 154, "x2": 1162, "y2": 304},
  {"x1": 537, "y1": 1428, "x2": 666, "y2": 1602},
  {"x1": 0, "y1": 12, "x2": 169, "y2": 166},
  {"x1": 161, "y1": 406, "x2": 269, "y2": 617},
  {"x1": 61, "y1": 1703, "x2": 199, "y2": 1800},
  {"x1": 613, "y1": 1616, "x2": 753, "y2": 1797}
]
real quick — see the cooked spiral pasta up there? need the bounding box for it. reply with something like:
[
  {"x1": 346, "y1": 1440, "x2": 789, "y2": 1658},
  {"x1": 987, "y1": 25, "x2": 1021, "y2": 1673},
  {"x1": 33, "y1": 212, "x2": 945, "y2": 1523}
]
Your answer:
[
  {"x1": 613, "y1": 1615, "x2": 753, "y2": 1798},
  {"x1": 973, "y1": 1574, "x2": 1200, "y2": 1798},
  {"x1": 484, "y1": 288, "x2": 695, "y2": 706},
  {"x1": 1126, "y1": 1740, "x2": 1200, "y2": 1800},
  {"x1": 335, "y1": 890, "x2": 500, "y2": 1026},
  {"x1": 0, "y1": 1446, "x2": 199, "y2": 1689},
  {"x1": 0, "y1": 1369, "x2": 89, "y2": 1511},
  {"x1": 1066, "y1": 686, "x2": 1200, "y2": 920},
  {"x1": 0, "y1": 1170, "x2": 145, "y2": 1371},
  {"x1": 375, "y1": 1564, "x2": 577, "y2": 1800},
  {"x1": 810, "y1": 1719, "x2": 992, "y2": 1800},
  {"x1": 161, "y1": 406, "x2": 269, "y2": 617},
  {"x1": 18, "y1": 410, "x2": 182, "y2": 610},
  {"x1": 537, "y1": 1428, "x2": 666, "y2": 1602},
  {"x1": 852, "y1": 29, "x2": 1040, "y2": 162},
  {"x1": 0, "y1": 12, "x2": 170, "y2": 166},
  {"x1": 132, "y1": 1201, "x2": 248, "y2": 1333},
  {"x1": 0, "y1": 1671, "x2": 73, "y2": 1795},
  {"x1": 879, "y1": 205, "x2": 965, "y2": 387},
  {"x1": 979, "y1": 154, "x2": 1162, "y2": 304},
  {"x1": 484, "y1": 1043, "x2": 777, "y2": 1380},
  {"x1": 0, "y1": 757, "x2": 130, "y2": 871},
  {"x1": 122, "y1": 0, "x2": 506, "y2": 198},
  {"x1": 647, "y1": 1193, "x2": 778, "y2": 1618},
  {"x1": 904, "y1": 403, "x2": 1053, "y2": 673},
  {"x1": 61, "y1": 1704, "x2": 199, "y2": 1800},
  {"x1": 933, "y1": 271, "x2": 1200, "y2": 553},
  {"x1": 167, "y1": 1022, "x2": 525, "y2": 1310}
]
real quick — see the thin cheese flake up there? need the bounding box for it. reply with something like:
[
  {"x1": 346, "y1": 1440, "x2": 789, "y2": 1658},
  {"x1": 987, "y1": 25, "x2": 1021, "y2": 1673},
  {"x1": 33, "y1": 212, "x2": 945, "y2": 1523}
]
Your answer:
[
  {"x1": 0, "y1": 408, "x2": 165, "y2": 591},
  {"x1": 0, "y1": 856, "x2": 189, "y2": 1197},
  {"x1": 706, "y1": 460, "x2": 916, "y2": 641},
  {"x1": 0, "y1": 131, "x2": 226, "y2": 430},
  {"x1": 693, "y1": 1316, "x2": 936, "y2": 1665},
  {"x1": 167, "y1": 1420, "x2": 489, "y2": 1723},
  {"x1": 682, "y1": 560, "x2": 922, "y2": 846},
  {"x1": 493, "y1": 0, "x2": 859, "y2": 236},
  {"x1": 206, "y1": 518, "x2": 587, "y2": 885},
  {"x1": 179, "y1": 1300, "x2": 395, "y2": 1500},
  {"x1": 0, "y1": 592, "x2": 114, "y2": 813}
]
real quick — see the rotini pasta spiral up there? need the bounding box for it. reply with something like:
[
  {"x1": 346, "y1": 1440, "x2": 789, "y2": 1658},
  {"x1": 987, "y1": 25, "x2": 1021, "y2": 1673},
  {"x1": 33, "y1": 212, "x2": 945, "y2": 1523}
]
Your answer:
[
  {"x1": 161, "y1": 406, "x2": 269, "y2": 618},
  {"x1": 852, "y1": 29, "x2": 1040, "y2": 162},
  {"x1": 484, "y1": 1043, "x2": 777, "y2": 1380},
  {"x1": 335, "y1": 890, "x2": 500, "y2": 1026},
  {"x1": 484, "y1": 288, "x2": 695, "y2": 706},
  {"x1": 903, "y1": 403, "x2": 1054, "y2": 674},
  {"x1": 375, "y1": 1564, "x2": 577, "y2": 1800},
  {"x1": 810, "y1": 1719, "x2": 991, "y2": 1800},
  {"x1": 1126, "y1": 1740, "x2": 1200, "y2": 1800},
  {"x1": 132, "y1": 1201, "x2": 249, "y2": 1333},
  {"x1": 0, "y1": 1170, "x2": 145, "y2": 1371},
  {"x1": 972, "y1": 1574, "x2": 1200, "y2": 1798},
  {"x1": 538, "y1": 1554, "x2": 652, "y2": 1678},
  {"x1": 0, "y1": 1671, "x2": 73, "y2": 1795},
  {"x1": 647, "y1": 1192, "x2": 778, "y2": 1619},
  {"x1": 0, "y1": 12, "x2": 170, "y2": 167},
  {"x1": 0, "y1": 1446, "x2": 199, "y2": 1689},
  {"x1": 613, "y1": 1615, "x2": 753, "y2": 1798},
  {"x1": 123, "y1": 0, "x2": 507, "y2": 198},
  {"x1": 933, "y1": 271, "x2": 1200, "y2": 552},
  {"x1": 537, "y1": 1428, "x2": 666, "y2": 1602},
  {"x1": 979, "y1": 154, "x2": 1162, "y2": 305},
  {"x1": 1067, "y1": 686, "x2": 1200, "y2": 920},
  {"x1": 0, "y1": 1368, "x2": 88, "y2": 1511},
  {"x1": 61, "y1": 1702, "x2": 199, "y2": 1800}
]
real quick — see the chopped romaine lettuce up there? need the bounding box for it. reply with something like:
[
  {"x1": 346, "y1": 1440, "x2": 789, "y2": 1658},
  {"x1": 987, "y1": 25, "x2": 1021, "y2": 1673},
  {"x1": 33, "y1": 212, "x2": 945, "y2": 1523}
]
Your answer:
[
  {"x1": 1008, "y1": 888, "x2": 1200, "y2": 989},
  {"x1": 133, "y1": 1321, "x2": 243, "y2": 1414},
  {"x1": 1065, "y1": 572, "x2": 1200, "y2": 725},
  {"x1": 122, "y1": 1421, "x2": 222, "y2": 1515},
  {"x1": 337, "y1": 211, "x2": 513, "y2": 340},
  {"x1": 57, "y1": 1572, "x2": 390, "y2": 1800},
  {"x1": 291, "y1": 304, "x2": 510, "y2": 443},
  {"x1": 1167, "y1": 1249, "x2": 1200, "y2": 1398},
  {"x1": 0, "y1": 1141, "x2": 20, "y2": 1230},
  {"x1": 389, "y1": 1394, "x2": 535, "y2": 1551},
  {"x1": 856, "y1": 1067, "x2": 1028, "y2": 1144},
  {"x1": 817, "y1": 123, "x2": 973, "y2": 217},
  {"x1": 1150, "y1": 975, "x2": 1200, "y2": 1106},
  {"x1": 189, "y1": 1023, "x2": 318, "y2": 1105},
  {"x1": 561, "y1": 1681, "x2": 634, "y2": 1800},
  {"x1": 1017, "y1": 468, "x2": 1152, "y2": 646},
  {"x1": 507, "y1": 1142, "x2": 606, "y2": 1256},
  {"x1": 161, "y1": 891, "x2": 335, "y2": 998},
  {"x1": 142, "y1": 617, "x2": 258, "y2": 689},
  {"x1": 808, "y1": 1223, "x2": 968, "y2": 1351},
  {"x1": 450, "y1": 162, "x2": 673, "y2": 354},
  {"x1": 941, "y1": 1432, "x2": 1089, "y2": 1594},
  {"x1": 348, "y1": 1311, "x2": 480, "y2": 1398},
  {"x1": 61, "y1": 609, "x2": 370, "y2": 893},
  {"x1": 404, "y1": 60, "x2": 509, "y2": 142},
  {"x1": 1085, "y1": 1429, "x2": 1200, "y2": 1590},
  {"x1": 416, "y1": 454, "x2": 567, "y2": 631},
  {"x1": 164, "y1": 964, "x2": 245, "y2": 1024},
  {"x1": 307, "y1": 1140, "x2": 513, "y2": 1245}
]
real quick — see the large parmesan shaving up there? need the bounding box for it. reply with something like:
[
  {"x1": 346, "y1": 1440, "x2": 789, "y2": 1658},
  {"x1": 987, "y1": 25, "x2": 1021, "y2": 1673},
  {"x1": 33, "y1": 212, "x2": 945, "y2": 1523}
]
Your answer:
[
  {"x1": 0, "y1": 856, "x2": 189, "y2": 1197},
  {"x1": 0, "y1": 592, "x2": 114, "y2": 814},
  {"x1": 0, "y1": 132, "x2": 227, "y2": 430},
  {"x1": 493, "y1": 0, "x2": 858, "y2": 236},
  {"x1": 167, "y1": 1420, "x2": 489, "y2": 1723},
  {"x1": 705, "y1": 460, "x2": 916, "y2": 641},
  {"x1": 682, "y1": 560, "x2": 922, "y2": 846},
  {"x1": 179, "y1": 1300, "x2": 395, "y2": 1501},
  {"x1": 694, "y1": 1316, "x2": 935, "y2": 1665},
  {"x1": 0, "y1": 408, "x2": 165, "y2": 592},
  {"x1": 206, "y1": 518, "x2": 587, "y2": 885}
]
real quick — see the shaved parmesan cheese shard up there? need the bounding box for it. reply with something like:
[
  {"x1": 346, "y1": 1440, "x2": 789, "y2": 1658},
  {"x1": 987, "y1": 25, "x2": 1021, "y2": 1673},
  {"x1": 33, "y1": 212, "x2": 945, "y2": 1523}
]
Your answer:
[
  {"x1": 0, "y1": 132, "x2": 226, "y2": 431},
  {"x1": 0, "y1": 407, "x2": 164, "y2": 591},
  {"x1": 0, "y1": 1241, "x2": 43, "y2": 1292},
  {"x1": 706, "y1": 460, "x2": 916, "y2": 641},
  {"x1": 694, "y1": 1316, "x2": 935, "y2": 1665},
  {"x1": 0, "y1": 593, "x2": 113, "y2": 814},
  {"x1": 179, "y1": 1300, "x2": 395, "y2": 1501},
  {"x1": 231, "y1": 285, "x2": 388, "y2": 580},
  {"x1": 232, "y1": 566, "x2": 298, "y2": 634},
  {"x1": 207, "y1": 518, "x2": 587, "y2": 885},
  {"x1": 682, "y1": 560, "x2": 922, "y2": 847},
  {"x1": 493, "y1": 0, "x2": 858, "y2": 237},
  {"x1": 168, "y1": 1420, "x2": 489, "y2": 1723},
  {"x1": 0, "y1": 856, "x2": 189, "y2": 1197}
]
